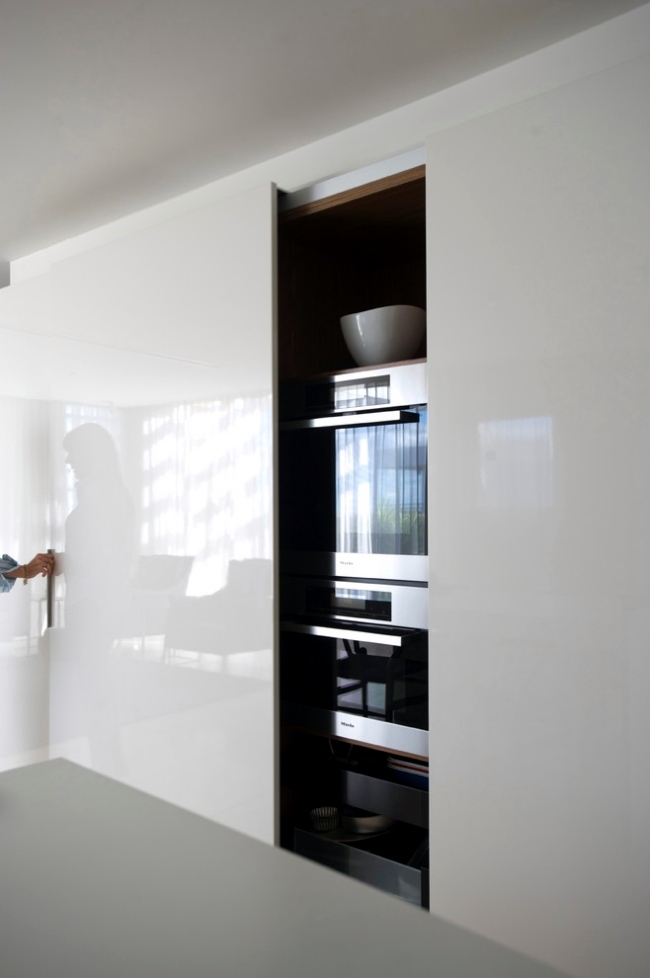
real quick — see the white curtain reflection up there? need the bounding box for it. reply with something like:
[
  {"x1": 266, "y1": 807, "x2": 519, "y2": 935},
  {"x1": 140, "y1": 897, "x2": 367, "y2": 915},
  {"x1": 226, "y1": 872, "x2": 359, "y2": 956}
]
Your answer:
[
  {"x1": 0, "y1": 397, "x2": 50, "y2": 770},
  {"x1": 0, "y1": 397, "x2": 50, "y2": 651},
  {"x1": 336, "y1": 416, "x2": 427, "y2": 555},
  {"x1": 135, "y1": 396, "x2": 271, "y2": 595},
  {"x1": 1, "y1": 388, "x2": 273, "y2": 783},
  {"x1": 478, "y1": 416, "x2": 553, "y2": 510},
  {"x1": 1, "y1": 391, "x2": 272, "y2": 645}
]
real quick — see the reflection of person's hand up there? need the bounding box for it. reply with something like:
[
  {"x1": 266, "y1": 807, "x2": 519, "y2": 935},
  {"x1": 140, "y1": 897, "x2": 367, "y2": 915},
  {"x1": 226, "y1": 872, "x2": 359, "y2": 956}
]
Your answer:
[{"x1": 22, "y1": 553, "x2": 55, "y2": 579}]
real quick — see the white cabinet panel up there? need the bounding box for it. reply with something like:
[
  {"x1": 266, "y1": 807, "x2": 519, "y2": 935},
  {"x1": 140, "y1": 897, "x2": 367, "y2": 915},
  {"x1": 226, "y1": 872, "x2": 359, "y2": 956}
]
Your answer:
[
  {"x1": 0, "y1": 183, "x2": 276, "y2": 845},
  {"x1": 426, "y1": 57, "x2": 650, "y2": 978}
]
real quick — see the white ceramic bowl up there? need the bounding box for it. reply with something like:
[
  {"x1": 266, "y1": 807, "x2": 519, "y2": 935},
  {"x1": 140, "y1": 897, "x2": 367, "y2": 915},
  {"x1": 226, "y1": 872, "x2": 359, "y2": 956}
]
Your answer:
[{"x1": 340, "y1": 304, "x2": 425, "y2": 367}]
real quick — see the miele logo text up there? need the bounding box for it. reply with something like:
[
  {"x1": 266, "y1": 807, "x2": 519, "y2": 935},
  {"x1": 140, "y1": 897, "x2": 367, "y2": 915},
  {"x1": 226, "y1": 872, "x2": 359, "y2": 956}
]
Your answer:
[{"x1": 341, "y1": 721, "x2": 355, "y2": 728}]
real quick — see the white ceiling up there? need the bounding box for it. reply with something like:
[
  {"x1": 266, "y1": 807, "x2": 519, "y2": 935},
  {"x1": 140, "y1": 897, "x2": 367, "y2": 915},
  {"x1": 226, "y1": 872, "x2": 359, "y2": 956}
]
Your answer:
[
  {"x1": 0, "y1": 324, "x2": 239, "y2": 405},
  {"x1": 1, "y1": 0, "x2": 644, "y2": 263}
]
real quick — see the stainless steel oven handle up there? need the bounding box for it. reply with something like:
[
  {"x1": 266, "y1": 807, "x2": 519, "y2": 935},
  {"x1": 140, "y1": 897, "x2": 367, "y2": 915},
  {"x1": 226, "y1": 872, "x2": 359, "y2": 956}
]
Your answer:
[
  {"x1": 280, "y1": 410, "x2": 419, "y2": 430},
  {"x1": 281, "y1": 620, "x2": 418, "y2": 647}
]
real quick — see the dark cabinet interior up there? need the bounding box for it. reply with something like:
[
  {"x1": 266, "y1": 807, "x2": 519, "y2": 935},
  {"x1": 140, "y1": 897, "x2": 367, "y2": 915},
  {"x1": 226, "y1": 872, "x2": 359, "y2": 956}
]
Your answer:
[
  {"x1": 278, "y1": 165, "x2": 426, "y2": 380},
  {"x1": 277, "y1": 163, "x2": 429, "y2": 909}
]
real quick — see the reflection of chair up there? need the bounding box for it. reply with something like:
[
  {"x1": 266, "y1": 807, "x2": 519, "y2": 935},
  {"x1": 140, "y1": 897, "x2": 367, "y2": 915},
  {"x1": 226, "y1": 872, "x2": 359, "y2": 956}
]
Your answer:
[
  {"x1": 164, "y1": 558, "x2": 272, "y2": 658},
  {"x1": 121, "y1": 555, "x2": 194, "y2": 645},
  {"x1": 336, "y1": 639, "x2": 397, "y2": 719},
  {"x1": 336, "y1": 640, "x2": 428, "y2": 722}
]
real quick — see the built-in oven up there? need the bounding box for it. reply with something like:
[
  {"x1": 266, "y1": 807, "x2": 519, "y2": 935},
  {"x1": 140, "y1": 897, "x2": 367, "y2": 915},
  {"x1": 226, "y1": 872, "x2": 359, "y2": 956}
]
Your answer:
[
  {"x1": 280, "y1": 577, "x2": 428, "y2": 757},
  {"x1": 279, "y1": 361, "x2": 428, "y2": 583}
]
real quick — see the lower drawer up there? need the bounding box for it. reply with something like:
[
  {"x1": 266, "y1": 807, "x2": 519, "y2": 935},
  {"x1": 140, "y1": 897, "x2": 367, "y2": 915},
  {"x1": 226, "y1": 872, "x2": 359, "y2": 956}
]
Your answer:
[
  {"x1": 342, "y1": 770, "x2": 428, "y2": 829},
  {"x1": 294, "y1": 824, "x2": 429, "y2": 909}
]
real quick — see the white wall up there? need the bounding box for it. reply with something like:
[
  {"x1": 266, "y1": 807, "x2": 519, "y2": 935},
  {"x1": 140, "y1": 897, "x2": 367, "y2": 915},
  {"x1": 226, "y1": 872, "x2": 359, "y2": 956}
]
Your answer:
[{"x1": 427, "y1": 50, "x2": 650, "y2": 978}]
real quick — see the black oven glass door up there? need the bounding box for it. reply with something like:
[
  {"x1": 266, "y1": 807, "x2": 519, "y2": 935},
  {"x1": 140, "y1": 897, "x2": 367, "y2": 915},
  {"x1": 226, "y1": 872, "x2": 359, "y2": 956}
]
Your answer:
[
  {"x1": 280, "y1": 627, "x2": 428, "y2": 731},
  {"x1": 280, "y1": 408, "x2": 427, "y2": 559}
]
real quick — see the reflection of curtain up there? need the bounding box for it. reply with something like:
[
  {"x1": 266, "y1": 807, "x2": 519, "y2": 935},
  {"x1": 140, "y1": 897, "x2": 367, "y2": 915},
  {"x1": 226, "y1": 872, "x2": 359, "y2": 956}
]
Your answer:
[
  {"x1": 336, "y1": 413, "x2": 427, "y2": 555},
  {"x1": 0, "y1": 396, "x2": 52, "y2": 643},
  {"x1": 135, "y1": 396, "x2": 271, "y2": 595},
  {"x1": 0, "y1": 397, "x2": 51, "y2": 561},
  {"x1": 0, "y1": 397, "x2": 52, "y2": 765}
]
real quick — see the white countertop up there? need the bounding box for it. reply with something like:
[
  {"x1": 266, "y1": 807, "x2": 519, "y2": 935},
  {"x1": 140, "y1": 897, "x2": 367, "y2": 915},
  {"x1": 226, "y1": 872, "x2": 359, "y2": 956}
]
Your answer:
[{"x1": 0, "y1": 760, "x2": 569, "y2": 978}]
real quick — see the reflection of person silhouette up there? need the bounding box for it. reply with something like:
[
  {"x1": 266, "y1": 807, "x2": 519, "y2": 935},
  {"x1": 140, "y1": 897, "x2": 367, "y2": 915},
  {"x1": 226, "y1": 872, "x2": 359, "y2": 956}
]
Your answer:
[
  {"x1": 56, "y1": 423, "x2": 134, "y2": 775},
  {"x1": 1, "y1": 552, "x2": 54, "y2": 592}
]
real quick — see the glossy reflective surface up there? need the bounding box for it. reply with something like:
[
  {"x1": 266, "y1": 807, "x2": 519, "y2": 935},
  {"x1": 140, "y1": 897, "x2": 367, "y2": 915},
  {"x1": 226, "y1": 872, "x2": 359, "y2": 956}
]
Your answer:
[
  {"x1": 0, "y1": 331, "x2": 273, "y2": 838},
  {"x1": 427, "y1": 55, "x2": 650, "y2": 978},
  {"x1": 0, "y1": 184, "x2": 275, "y2": 843}
]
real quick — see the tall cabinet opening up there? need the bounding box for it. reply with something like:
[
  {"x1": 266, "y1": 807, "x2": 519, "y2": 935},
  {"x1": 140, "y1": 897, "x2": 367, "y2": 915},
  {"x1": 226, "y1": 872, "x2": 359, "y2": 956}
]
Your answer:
[{"x1": 277, "y1": 163, "x2": 430, "y2": 910}]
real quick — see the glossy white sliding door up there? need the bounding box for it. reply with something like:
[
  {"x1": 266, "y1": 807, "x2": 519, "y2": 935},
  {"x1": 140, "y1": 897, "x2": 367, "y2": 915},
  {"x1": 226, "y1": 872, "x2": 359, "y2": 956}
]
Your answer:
[
  {"x1": 426, "y1": 57, "x2": 650, "y2": 978},
  {"x1": 0, "y1": 184, "x2": 276, "y2": 844}
]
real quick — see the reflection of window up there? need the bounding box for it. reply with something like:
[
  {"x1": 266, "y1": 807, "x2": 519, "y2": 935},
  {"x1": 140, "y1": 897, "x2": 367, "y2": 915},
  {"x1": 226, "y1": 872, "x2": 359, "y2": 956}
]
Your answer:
[
  {"x1": 138, "y1": 397, "x2": 271, "y2": 595},
  {"x1": 56, "y1": 396, "x2": 271, "y2": 599},
  {"x1": 336, "y1": 412, "x2": 427, "y2": 555},
  {"x1": 478, "y1": 416, "x2": 553, "y2": 510}
]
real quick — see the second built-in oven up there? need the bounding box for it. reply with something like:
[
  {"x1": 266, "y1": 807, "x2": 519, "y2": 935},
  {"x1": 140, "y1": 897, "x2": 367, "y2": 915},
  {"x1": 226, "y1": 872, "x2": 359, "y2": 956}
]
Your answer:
[
  {"x1": 279, "y1": 361, "x2": 428, "y2": 583},
  {"x1": 281, "y1": 577, "x2": 428, "y2": 757}
]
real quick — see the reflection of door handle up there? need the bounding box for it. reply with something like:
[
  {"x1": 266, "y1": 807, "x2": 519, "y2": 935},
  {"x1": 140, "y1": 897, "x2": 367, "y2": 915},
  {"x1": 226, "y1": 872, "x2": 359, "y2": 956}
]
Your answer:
[
  {"x1": 47, "y1": 548, "x2": 54, "y2": 629},
  {"x1": 280, "y1": 620, "x2": 420, "y2": 647},
  {"x1": 280, "y1": 410, "x2": 419, "y2": 430}
]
